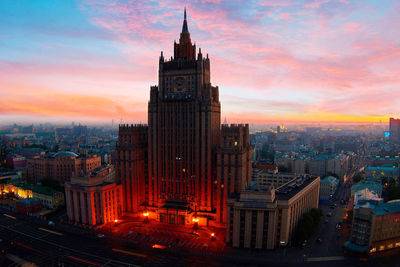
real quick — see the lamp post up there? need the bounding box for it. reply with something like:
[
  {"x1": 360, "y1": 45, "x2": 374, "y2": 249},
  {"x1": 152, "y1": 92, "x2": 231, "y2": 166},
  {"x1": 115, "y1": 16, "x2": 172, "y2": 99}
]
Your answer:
[
  {"x1": 192, "y1": 205, "x2": 198, "y2": 230},
  {"x1": 143, "y1": 211, "x2": 149, "y2": 223},
  {"x1": 109, "y1": 219, "x2": 118, "y2": 233}
]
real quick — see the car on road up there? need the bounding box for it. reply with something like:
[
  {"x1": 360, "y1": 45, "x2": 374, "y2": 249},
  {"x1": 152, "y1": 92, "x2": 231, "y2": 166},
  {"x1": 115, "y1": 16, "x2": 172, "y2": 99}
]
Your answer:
[
  {"x1": 135, "y1": 233, "x2": 142, "y2": 240},
  {"x1": 152, "y1": 244, "x2": 167, "y2": 250},
  {"x1": 325, "y1": 219, "x2": 329, "y2": 223},
  {"x1": 190, "y1": 232, "x2": 200, "y2": 238},
  {"x1": 317, "y1": 238, "x2": 323, "y2": 244},
  {"x1": 210, "y1": 233, "x2": 216, "y2": 241},
  {"x1": 48, "y1": 221, "x2": 55, "y2": 226},
  {"x1": 327, "y1": 212, "x2": 332, "y2": 217},
  {"x1": 97, "y1": 234, "x2": 105, "y2": 238}
]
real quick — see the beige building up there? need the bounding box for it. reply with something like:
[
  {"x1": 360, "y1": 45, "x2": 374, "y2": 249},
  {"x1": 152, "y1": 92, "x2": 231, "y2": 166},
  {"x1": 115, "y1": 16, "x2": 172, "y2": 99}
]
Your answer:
[
  {"x1": 276, "y1": 156, "x2": 310, "y2": 175},
  {"x1": 254, "y1": 168, "x2": 296, "y2": 190},
  {"x1": 27, "y1": 152, "x2": 101, "y2": 184},
  {"x1": 65, "y1": 165, "x2": 122, "y2": 225},
  {"x1": 226, "y1": 175, "x2": 320, "y2": 249}
]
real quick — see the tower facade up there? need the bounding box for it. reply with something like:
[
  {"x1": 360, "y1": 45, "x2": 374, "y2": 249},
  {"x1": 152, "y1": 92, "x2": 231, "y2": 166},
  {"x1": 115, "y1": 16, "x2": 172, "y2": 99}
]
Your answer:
[
  {"x1": 148, "y1": 9, "x2": 221, "y2": 224},
  {"x1": 115, "y1": 124, "x2": 148, "y2": 213},
  {"x1": 389, "y1": 118, "x2": 400, "y2": 142},
  {"x1": 216, "y1": 124, "x2": 252, "y2": 223},
  {"x1": 117, "y1": 9, "x2": 251, "y2": 226}
]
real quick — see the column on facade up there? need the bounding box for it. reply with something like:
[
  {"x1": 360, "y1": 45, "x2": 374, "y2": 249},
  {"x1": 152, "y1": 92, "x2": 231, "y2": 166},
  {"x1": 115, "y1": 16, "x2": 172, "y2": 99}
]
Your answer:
[
  {"x1": 65, "y1": 188, "x2": 73, "y2": 221},
  {"x1": 255, "y1": 210, "x2": 265, "y2": 249},
  {"x1": 244, "y1": 210, "x2": 252, "y2": 248},
  {"x1": 232, "y1": 208, "x2": 240, "y2": 247},
  {"x1": 280, "y1": 208, "x2": 290, "y2": 244},
  {"x1": 267, "y1": 210, "x2": 276, "y2": 249},
  {"x1": 72, "y1": 190, "x2": 80, "y2": 222},
  {"x1": 100, "y1": 191, "x2": 106, "y2": 224},
  {"x1": 87, "y1": 191, "x2": 94, "y2": 225},
  {"x1": 80, "y1": 191, "x2": 87, "y2": 224}
]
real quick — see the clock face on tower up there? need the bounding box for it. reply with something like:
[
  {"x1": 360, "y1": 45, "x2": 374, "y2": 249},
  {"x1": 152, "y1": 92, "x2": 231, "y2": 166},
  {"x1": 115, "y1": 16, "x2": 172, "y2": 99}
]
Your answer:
[{"x1": 173, "y1": 76, "x2": 186, "y2": 91}]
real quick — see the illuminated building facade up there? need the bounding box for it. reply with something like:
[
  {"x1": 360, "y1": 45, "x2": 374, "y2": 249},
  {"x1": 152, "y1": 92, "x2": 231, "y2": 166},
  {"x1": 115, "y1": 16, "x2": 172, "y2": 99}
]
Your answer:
[
  {"x1": 115, "y1": 125, "x2": 148, "y2": 214},
  {"x1": 65, "y1": 165, "x2": 122, "y2": 225},
  {"x1": 116, "y1": 10, "x2": 252, "y2": 226},
  {"x1": 1, "y1": 178, "x2": 64, "y2": 209}
]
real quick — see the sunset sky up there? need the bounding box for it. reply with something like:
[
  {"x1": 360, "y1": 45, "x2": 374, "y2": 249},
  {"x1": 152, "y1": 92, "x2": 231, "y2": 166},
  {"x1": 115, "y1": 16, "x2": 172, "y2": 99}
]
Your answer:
[{"x1": 1, "y1": 0, "x2": 400, "y2": 125}]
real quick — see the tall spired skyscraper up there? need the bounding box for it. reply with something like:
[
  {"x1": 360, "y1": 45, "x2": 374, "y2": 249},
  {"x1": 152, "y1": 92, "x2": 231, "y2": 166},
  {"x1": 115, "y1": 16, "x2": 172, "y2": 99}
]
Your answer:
[
  {"x1": 148, "y1": 8, "x2": 221, "y2": 214},
  {"x1": 116, "y1": 9, "x2": 252, "y2": 226}
]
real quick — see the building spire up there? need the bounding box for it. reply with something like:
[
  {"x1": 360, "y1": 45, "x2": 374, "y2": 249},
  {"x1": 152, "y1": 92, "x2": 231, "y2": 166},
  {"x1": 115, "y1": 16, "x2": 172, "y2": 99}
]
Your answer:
[{"x1": 182, "y1": 7, "x2": 189, "y2": 33}]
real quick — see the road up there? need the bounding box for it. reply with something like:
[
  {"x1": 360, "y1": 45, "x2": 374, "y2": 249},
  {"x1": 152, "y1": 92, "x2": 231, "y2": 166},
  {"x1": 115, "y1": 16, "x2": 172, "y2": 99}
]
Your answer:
[
  {"x1": 304, "y1": 179, "x2": 351, "y2": 259},
  {"x1": 0, "y1": 210, "x2": 353, "y2": 267},
  {"x1": 0, "y1": 209, "x2": 236, "y2": 266}
]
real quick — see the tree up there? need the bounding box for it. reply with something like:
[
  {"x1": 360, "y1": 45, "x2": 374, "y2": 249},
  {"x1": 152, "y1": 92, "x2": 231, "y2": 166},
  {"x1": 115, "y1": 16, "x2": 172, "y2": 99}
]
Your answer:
[
  {"x1": 40, "y1": 178, "x2": 63, "y2": 192},
  {"x1": 387, "y1": 182, "x2": 400, "y2": 201},
  {"x1": 293, "y1": 208, "x2": 323, "y2": 244},
  {"x1": 353, "y1": 173, "x2": 365, "y2": 183},
  {"x1": 259, "y1": 143, "x2": 275, "y2": 161},
  {"x1": 278, "y1": 165, "x2": 289, "y2": 172},
  {"x1": 327, "y1": 172, "x2": 339, "y2": 179}
]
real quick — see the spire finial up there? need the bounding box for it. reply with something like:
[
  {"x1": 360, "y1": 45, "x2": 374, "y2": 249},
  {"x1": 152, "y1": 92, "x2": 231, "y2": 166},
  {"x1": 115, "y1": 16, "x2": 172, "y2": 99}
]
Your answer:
[{"x1": 181, "y1": 8, "x2": 189, "y2": 33}]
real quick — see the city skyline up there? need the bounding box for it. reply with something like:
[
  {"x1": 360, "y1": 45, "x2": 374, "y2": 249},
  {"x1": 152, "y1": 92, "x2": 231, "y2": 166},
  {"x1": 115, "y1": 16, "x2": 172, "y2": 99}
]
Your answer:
[{"x1": 1, "y1": 0, "x2": 400, "y2": 124}]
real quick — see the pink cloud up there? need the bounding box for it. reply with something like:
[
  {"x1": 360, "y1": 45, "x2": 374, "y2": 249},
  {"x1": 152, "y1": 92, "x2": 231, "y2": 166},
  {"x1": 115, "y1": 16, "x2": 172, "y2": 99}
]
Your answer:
[{"x1": 3, "y1": 0, "x2": 400, "y2": 123}]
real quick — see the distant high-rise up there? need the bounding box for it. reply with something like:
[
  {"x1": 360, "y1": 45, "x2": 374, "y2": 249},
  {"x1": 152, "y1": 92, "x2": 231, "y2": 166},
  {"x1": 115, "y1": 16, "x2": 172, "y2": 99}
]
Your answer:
[
  {"x1": 389, "y1": 118, "x2": 400, "y2": 142},
  {"x1": 116, "y1": 9, "x2": 252, "y2": 226}
]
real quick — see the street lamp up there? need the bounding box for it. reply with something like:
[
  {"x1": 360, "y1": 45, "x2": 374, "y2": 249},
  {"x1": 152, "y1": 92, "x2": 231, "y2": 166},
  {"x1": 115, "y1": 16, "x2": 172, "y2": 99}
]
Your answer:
[
  {"x1": 192, "y1": 217, "x2": 199, "y2": 229},
  {"x1": 192, "y1": 204, "x2": 199, "y2": 230},
  {"x1": 143, "y1": 211, "x2": 149, "y2": 223}
]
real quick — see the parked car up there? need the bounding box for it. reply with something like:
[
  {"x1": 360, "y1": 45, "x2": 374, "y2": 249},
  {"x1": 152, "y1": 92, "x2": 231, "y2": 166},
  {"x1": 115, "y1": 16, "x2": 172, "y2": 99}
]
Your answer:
[{"x1": 191, "y1": 232, "x2": 200, "y2": 238}]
